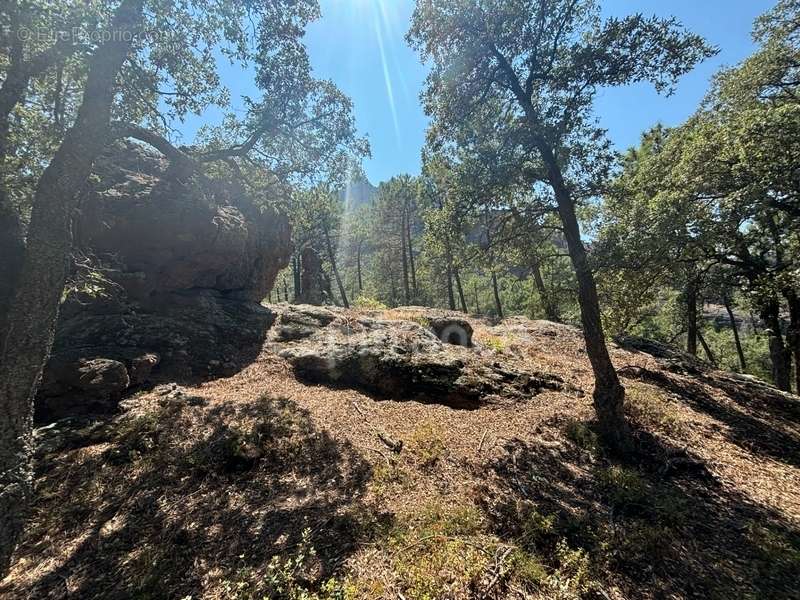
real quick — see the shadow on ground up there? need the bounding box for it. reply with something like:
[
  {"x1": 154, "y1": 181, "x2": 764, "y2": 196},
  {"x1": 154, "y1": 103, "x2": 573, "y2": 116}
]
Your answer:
[
  {"x1": 481, "y1": 417, "x2": 800, "y2": 599},
  {"x1": 620, "y1": 365, "x2": 800, "y2": 469},
  {"x1": 3, "y1": 395, "x2": 384, "y2": 599}
]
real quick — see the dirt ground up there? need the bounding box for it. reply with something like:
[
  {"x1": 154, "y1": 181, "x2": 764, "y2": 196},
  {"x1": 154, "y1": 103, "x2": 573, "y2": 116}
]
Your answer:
[{"x1": 2, "y1": 310, "x2": 799, "y2": 599}]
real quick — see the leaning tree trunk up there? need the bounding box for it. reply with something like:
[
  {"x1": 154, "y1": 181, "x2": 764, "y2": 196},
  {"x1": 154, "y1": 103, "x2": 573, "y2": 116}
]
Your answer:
[
  {"x1": 454, "y1": 268, "x2": 468, "y2": 313},
  {"x1": 531, "y1": 259, "x2": 558, "y2": 322},
  {"x1": 697, "y1": 332, "x2": 717, "y2": 367},
  {"x1": 0, "y1": 36, "x2": 32, "y2": 343},
  {"x1": 445, "y1": 262, "x2": 456, "y2": 311},
  {"x1": 0, "y1": 0, "x2": 143, "y2": 576},
  {"x1": 723, "y1": 297, "x2": 747, "y2": 372},
  {"x1": 537, "y1": 142, "x2": 629, "y2": 450},
  {"x1": 760, "y1": 298, "x2": 791, "y2": 392},
  {"x1": 491, "y1": 271, "x2": 504, "y2": 320},
  {"x1": 292, "y1": 253, "x2": 302, "y2": 301},
  {"x1": 323, "y1": 226, "x2": 349, "y2": 309},
  {"x1": 356, "y1": 240, "x2": 364, "y2": 293},
  {"x1": 400, "y1": 211, "x2": 411, "y2": 305},
  {"x1": 406, "y1": 209, "x2": 418, "y2": 295}
]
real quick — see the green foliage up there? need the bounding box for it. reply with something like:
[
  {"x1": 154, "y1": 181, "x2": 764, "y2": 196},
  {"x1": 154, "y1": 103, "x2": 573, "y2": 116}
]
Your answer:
[
  {"x1": 564, "y1": 420, "x2": 599, "y2": 453},
  {"x1": 483, "y1": 336, "x2": 506, "y2": 352},
  {"x1": 384, "y1": 500, "x2": 490, "y2": 600},
  {"x1": 625, "y1": 384, "x2": 684, "y2": 435},
  {"x1": 747, "y1": 522, "x2": 800, "y2": 584},
  {"x1": 596, "y1": 466, "x2": 648, "y2": 511},
  {"x1": 222, "y1": 529, "x2": 358, "y2": 600},
  {"x1": 353, "y1": 296, "x2": 388, "y2": 311},
  {"x1": 408, "y1": 424, "x2": 446, "y2": 468}
]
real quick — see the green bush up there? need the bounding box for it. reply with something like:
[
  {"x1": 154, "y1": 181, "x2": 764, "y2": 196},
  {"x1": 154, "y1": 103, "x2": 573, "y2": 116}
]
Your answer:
[{"x1": 354, "y1": 295, "x2": 388, "y2": 310}]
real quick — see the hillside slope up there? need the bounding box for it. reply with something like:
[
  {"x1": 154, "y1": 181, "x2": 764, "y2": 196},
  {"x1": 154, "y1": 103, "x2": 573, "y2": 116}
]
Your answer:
[{"x1": 2, "y1": 307, "x2": 799, "y2": 599}]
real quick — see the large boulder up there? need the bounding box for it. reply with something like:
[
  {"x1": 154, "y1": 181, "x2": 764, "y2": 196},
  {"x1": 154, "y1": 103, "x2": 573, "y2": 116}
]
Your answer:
[
  {"x1": 37, "y1": 143, "x2": 291, "y2": 419},
  {"x1": 268, "y1": 305, "x2": 574, "y2": 409},
  {"x1": 74, "y1": 142, "x2": 291, "y2": 302}
]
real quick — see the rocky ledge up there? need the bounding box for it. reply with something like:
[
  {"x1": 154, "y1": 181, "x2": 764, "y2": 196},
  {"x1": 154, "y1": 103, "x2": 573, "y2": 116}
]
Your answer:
[
  {"x1": 266, "y1": 304, "x2": 579, "y2": 409},
  {"x1": 36, "y1": 142, "x2": 291, "y2": 421}
]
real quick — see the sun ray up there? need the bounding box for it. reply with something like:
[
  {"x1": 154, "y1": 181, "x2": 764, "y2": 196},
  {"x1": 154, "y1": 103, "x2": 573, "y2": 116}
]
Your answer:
[{"x1": 371, "y1": 1, "x2": 402, "y2": 146}]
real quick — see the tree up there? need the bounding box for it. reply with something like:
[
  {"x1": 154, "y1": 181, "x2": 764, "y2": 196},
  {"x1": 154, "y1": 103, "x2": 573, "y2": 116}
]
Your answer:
[
  {"x1": 408, "y1": 0, "x2": 715, "y2": 449},
  {"x1": 289, "y1": 185, "x2": 354, "y2": 308},
  {"x1": 0, "y1": 0, "x2": 366, "y2": 573},
  {"x1": 0, "y1": 0, "x2": 145, "y2": 573},
  {"x1": 600, "y1": 0, "x2": 800, "y2": 391}
]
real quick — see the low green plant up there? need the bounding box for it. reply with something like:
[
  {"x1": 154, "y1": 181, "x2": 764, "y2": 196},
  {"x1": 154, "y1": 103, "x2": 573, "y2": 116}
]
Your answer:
[
  {"x1": 369, "y1": 461, "x2": 411, "y2": 496},
  {"x1": 596, "y1": 466, "x2": 648, "y2": 510},
  {"x1": 408, "y1": 424, "x2": 446, "y2": 468},
  {"x1": 564, "y1": 419, "x2": 599, "y2": 453},
  {"x1": 483, "y1": 336, "x2": 506, "y2": 352},
  {"x1": 747, "y1": 523, "x2": 800, "y2": 584},
  {"x1": 545, "y1": 539, "x2": 593, "y2": 599},
  {"x1": 354, "y1": 295, "x2": 389, "y2": 310},
  {"x1": 222, "y1": 529, "x2": 359, "y2": 600},
  {"x1": 509, "y1": 548, "x2": 548, "y2": 586},
  {"x1": 625, "y1": 384, "x2": 684, "y2": 435},
  {"x1": 409, "y1": 315, "x2": 431, "y2": 328}
]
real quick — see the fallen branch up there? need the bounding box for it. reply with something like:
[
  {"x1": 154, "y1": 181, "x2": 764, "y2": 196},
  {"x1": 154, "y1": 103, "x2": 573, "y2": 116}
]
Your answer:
[
  {"x1": 378, "y1": 430, "x2": 403, "y2": 453},
  {"x1": 476, "y1": 430, "x2": 489, "y2": 455}
]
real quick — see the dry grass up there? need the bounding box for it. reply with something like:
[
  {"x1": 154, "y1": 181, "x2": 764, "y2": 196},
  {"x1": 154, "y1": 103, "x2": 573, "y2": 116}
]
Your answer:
[{"x1": 2, "y1": 310, "x2": 800, "y2": 599}]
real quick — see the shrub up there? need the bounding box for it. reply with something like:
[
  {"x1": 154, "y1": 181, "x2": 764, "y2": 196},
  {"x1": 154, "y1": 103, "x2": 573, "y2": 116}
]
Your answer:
[
  {"x1": 408, "y1": 424, "x2": 446, "y2": 468},
  {"x1": 354, "y1": 296, "x2": 388, "y2": 310},
  {"x1": 625, "y1": 383, "x2": 684, "y2": 435},
  {"x1": 564, "y1": 419, "x2": 599, "y2": 453},
  {"x1": 596, "y1": 466, "x2": 648, "y2": 510}
]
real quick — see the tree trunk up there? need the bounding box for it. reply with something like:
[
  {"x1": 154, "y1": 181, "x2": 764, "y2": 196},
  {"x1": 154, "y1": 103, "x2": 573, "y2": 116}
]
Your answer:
[
  {"x1": 0, "y1": 38, "x2": 29, "y2": 164},
  {"x1": 53, "y1": 63, "x2": 65, "y2": 132},
  {"x1": 536, "y1": 140, "x2": 629, "y2": 450},
  {"x1": 406, "y1": 207, "x2": 417, "y2": 295},
  {"x1": 0, "y1": 30, "x2": 30, "y2": 340},
  {"x1": 389, "y1": 266, "x2": 398, "y2": 307},
  {"x1": 283, "y1": 276, "x2": 289, "y2": 304},
  {"x1": 0, "y1": 0, "x2": 143, "y2": 576},
  {"x1": 760, "y1": 298, "x2": 791, "y2": 392},
  {"x1": 356, "y1": 240, "x2": 363, "y2": 293},
  {"x1": 445, "y1": 262, "x2": 456, "y2": 311},
  {"x1": 292, "y1": 253, "x2": 301, "y2": 301},
  {"x1": 723, "y1": 297, "x2": 747, "y2": 372},
  {"x1": 0, "y1": 206, "x2": 24, "y2": 345},
  {"x1": 685, "y1": 278, "x2": 699, "y2": 356},
  {"x1": 400, "y1": 211, "x2": 410, "y2": 305},
  {"x1": 783, "y1": 288, "x2": 800, "y2": 393},
  {"x1": 697, "y1": 331, "x2": 717, "y2": 366},
  {"x1": 531, "y1": 259, "x2": 558, "y2": 322},
  {"x1": 491, "y1": 272, "x2": 504, "y2": 320},
  {"x1": 324, "y1": 227, "x2": 349, "y2": 309},
  {"x1": 474, "y1": 282, "x2": 481, "y2": 314},
  {"x1": 454, "y1": 268, "x2": 468, "y2": 313}
]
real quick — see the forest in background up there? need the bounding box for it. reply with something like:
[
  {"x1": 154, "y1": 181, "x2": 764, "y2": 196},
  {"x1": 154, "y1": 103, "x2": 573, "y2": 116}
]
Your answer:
[{"x1": 276, "y1": 1, "x2": 800, "y2": 395}]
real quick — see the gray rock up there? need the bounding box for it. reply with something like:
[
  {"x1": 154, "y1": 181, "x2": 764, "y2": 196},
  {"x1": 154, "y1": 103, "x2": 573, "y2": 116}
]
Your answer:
[
  {"x1": 271, "y1": 306, "x2": 571, "y2": 409},
  {"x1": 37, "y1": 358, "x2": 131, "y2": 421},
  {"x1": 36, "y1": 143, "x2": 291, "y2": 418}
]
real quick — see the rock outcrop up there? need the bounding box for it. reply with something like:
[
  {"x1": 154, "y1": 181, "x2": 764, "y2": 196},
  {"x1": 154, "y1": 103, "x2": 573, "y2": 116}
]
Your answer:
[
  {"x1": 267, "y1": 304, "x2": 575, "y2": 409},
  {"x1": 37, "y1": 142, "x2": 291, "y2": 420}
]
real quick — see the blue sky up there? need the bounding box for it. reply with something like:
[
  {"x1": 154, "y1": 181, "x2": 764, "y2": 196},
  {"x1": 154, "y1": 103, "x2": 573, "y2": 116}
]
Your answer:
[{"x1": 180, "y1": 1, "x2": 776, "y2": 185}]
